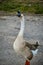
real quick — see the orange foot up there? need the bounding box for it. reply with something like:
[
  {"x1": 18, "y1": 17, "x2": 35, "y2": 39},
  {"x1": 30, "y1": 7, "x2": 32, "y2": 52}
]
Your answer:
[{"x1": 25, "y1": 60, "x2": 30, "y2": 65}]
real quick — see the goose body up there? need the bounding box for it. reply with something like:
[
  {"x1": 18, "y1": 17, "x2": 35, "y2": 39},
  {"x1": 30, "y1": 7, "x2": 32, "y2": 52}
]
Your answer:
[
  {"x1": 13, "y1": 11, "x2": 39, "y2": 61},
  {"x1": 13, "y1": 14, "x2": 25, "y2": 53}
]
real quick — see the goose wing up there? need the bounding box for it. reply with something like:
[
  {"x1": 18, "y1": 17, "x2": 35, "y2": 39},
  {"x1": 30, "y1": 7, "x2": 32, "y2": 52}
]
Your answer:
[{"x1": 24, "y1": 40, "x2": 39, "y2": 50}]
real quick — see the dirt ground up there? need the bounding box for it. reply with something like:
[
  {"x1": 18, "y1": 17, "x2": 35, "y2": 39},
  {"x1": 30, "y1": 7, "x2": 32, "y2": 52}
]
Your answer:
[{"x1": 0, "y1": 15, "x2": 43, "y2": 65}]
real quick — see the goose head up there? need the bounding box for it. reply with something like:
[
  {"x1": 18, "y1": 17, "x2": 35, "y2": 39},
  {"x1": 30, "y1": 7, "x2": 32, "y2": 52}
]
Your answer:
[{"x1": 17, "y1": 11, "x2": 23, "y2": 18}]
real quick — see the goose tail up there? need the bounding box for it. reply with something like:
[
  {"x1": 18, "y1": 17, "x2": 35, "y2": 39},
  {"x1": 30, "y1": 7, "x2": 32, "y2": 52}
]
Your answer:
[{"x1": 31, "y1": 49, "x2": 38, "y2": 56}]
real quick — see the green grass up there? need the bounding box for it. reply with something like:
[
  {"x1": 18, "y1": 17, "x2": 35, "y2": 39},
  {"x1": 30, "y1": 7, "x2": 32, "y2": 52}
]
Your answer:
[{"x1": 0, "y1": 0, "x2": 43, "y2": 14}]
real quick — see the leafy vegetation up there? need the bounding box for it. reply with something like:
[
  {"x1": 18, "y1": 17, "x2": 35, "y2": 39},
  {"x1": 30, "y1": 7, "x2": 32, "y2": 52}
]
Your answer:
[{"x1": 0, "y1": 0, "x2": 43, "y2": 14}]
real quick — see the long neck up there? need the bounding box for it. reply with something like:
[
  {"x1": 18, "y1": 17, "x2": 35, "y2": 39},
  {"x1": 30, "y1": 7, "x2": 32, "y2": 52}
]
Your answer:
[{"x1": 18, "y1": 16, "x2": 25, "y2": 36}]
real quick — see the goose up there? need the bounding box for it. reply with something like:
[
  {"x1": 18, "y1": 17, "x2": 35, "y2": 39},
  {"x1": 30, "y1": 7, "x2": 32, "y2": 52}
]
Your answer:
[{"x1": 13, "y1": 11, "x2": 39, "y2": 65}]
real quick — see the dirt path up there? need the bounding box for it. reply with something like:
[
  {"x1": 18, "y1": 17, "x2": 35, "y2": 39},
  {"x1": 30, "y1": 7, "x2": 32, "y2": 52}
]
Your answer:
[{"x1": 0, "y1": 16, "x2": 43, "y2": 65}]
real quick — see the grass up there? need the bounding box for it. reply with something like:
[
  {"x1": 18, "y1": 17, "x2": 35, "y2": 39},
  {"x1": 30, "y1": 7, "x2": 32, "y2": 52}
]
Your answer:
[{"x1": 0, "y1": 0, "x2": 43, "y2": 14}]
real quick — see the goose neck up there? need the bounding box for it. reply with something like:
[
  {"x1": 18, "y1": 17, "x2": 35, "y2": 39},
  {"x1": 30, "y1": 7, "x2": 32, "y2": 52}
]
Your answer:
[{"x1": 18, "y1": 16, "x2": 25, "y2": 36}]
